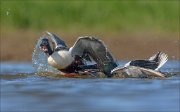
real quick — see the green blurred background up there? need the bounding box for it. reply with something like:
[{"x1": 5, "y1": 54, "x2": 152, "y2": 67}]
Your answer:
[
  {"x1": 0, "y1": 0, "x2": 179, "y2": 61},
  {"x1": 1, "y1": 0, "x2": 179, "y2": 32}
]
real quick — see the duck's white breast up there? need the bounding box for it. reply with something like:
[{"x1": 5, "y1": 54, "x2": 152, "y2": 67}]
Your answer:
[{"x1": 47, "y1": 50, "x2": 74, "y2": 69}]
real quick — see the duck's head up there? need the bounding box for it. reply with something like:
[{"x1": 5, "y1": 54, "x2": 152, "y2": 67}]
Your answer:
[
  {"x1": 40, "y1": 38, "x2": 53, "y2": 56},
  {"x1": 40, "y1": 32, "x2": 69, "y2": 56}
]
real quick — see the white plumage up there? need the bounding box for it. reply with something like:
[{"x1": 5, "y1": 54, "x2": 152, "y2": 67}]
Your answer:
[{"x1": 48, "y1": 50, "x2": 74, "y2": 69}]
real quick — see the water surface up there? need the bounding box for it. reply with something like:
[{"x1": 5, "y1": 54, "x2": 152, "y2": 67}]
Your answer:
[{"x1": 0, "y1": 60, "x2": 179, "y2": 112}]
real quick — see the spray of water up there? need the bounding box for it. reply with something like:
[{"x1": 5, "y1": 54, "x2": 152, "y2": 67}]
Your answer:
[{"x1": 32, "y1": 36, "x2": 60, "y2": 73}]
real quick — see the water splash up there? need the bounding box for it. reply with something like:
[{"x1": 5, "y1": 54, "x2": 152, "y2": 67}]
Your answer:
[{"x1": 32, "y1": 36, "x2": 60, "y2": 73}]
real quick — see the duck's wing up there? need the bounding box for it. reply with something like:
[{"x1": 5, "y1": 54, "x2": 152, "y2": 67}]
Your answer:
[
  {"x1": 124, "y1": 52, "x2": 168, "y2": 70},
  {"x1": 148, "y1": 51, "x2": 168, "y2": 70},
  {"x1": 111, "y1": 66, "x2": 165, "y2": 78},
  {"x1": 70, "y1": 36, "x2": 117, "y2": 76},
  {"x1": 125, "y1": 60, "x2": 158, "y2": 70},
  {"x1": 70, "y1": 36, "x2": 116, "y2": 62},
  {"x1": 43, "y1": 32, "x2": 68, "y2": 51}
]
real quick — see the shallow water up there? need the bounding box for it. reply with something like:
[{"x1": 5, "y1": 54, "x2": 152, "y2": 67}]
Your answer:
[{"x1": 0, "y1": 60, "x2": 180, "y2": 111}]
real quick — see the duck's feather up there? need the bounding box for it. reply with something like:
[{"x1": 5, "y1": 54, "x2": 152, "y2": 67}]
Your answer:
[
  {"x1": 111, "y1": 66, "x2": 165, "y2": 78},
  {"x1": 126, "y1": 60, "x2": 158, "y2": 70},
  {"x1": 148, "y1": 51, "x2": 168, "y2": 70},
  {"x1": 70, "y1": 36, "x2": 117, "y2": 75},
  {"x1": 125, "y1": 52, "x2": 168, "y2": 70},
  {"x1": 70, "y1": 36, "x2": 115, "y2": 62}
]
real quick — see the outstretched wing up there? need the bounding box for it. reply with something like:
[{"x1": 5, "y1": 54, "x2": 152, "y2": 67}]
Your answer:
[
  {"x1": 127, "y1": 60, "x2": 158, "y2": 70},
  {"x1": 124, "y1": 52, "x2": 168, "y2": 70},
  {"x1": 148, "y1": 51, "x2": 168, "y2": 70},
  {"x1": 70, "y1": 36, "x2": 115, "y2": 61},
  {"x1": 70, "y1": 36, "x2": 117, "y2": 75}
]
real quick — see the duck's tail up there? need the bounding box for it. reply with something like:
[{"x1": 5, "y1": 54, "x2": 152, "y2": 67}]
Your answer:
[{"x1": 149, "y1": 51, "x2": 168, "y2": 70}]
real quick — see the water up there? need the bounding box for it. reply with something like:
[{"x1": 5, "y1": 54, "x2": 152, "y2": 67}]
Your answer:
[{"x1": 0, "y1": 60, "x2": 179, "y2": 112}]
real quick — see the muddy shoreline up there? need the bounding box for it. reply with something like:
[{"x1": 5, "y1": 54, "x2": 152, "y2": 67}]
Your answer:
[{"x1": 1, "y1": 30, "x2": 179, "y2": 61}]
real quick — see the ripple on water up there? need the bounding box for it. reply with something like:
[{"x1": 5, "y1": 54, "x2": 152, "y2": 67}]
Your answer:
[{"x1": 0, "y1": 59, "x2": 179, "y2": 112}]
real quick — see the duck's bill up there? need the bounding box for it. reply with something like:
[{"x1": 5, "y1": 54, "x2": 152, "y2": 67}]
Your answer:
[
  {"x1": 40, "y1": 45, "x2": 48, "y2": 52},
  {"x1": 39, "y1": 38, "x2": 49, "y2": 52}
]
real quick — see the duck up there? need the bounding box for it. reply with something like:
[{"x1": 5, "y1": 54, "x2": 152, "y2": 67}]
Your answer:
[
  {"x1": 39, "y1": 32, "x2": 117, "y2": 77},
  {"x1": 39, "y1": 32, "x2": 168, "y2": 78},
  {"x1": 111, "y1": 52, "x2": 168, "y2": 78}
]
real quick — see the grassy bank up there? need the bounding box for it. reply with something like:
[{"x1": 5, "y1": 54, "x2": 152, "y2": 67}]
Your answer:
[{"x1": 1, "y1": 1, "x2": 179, "y2": 32}]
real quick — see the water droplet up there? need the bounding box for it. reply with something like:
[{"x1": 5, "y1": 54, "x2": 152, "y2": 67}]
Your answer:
[{"x1": 32, "y1": 36, "x2": 60, "y2": 73}]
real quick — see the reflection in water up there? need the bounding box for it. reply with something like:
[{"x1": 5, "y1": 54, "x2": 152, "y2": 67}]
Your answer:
[{"x1": 0, "y1": 61, "x2": 180, "y2": 111}]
